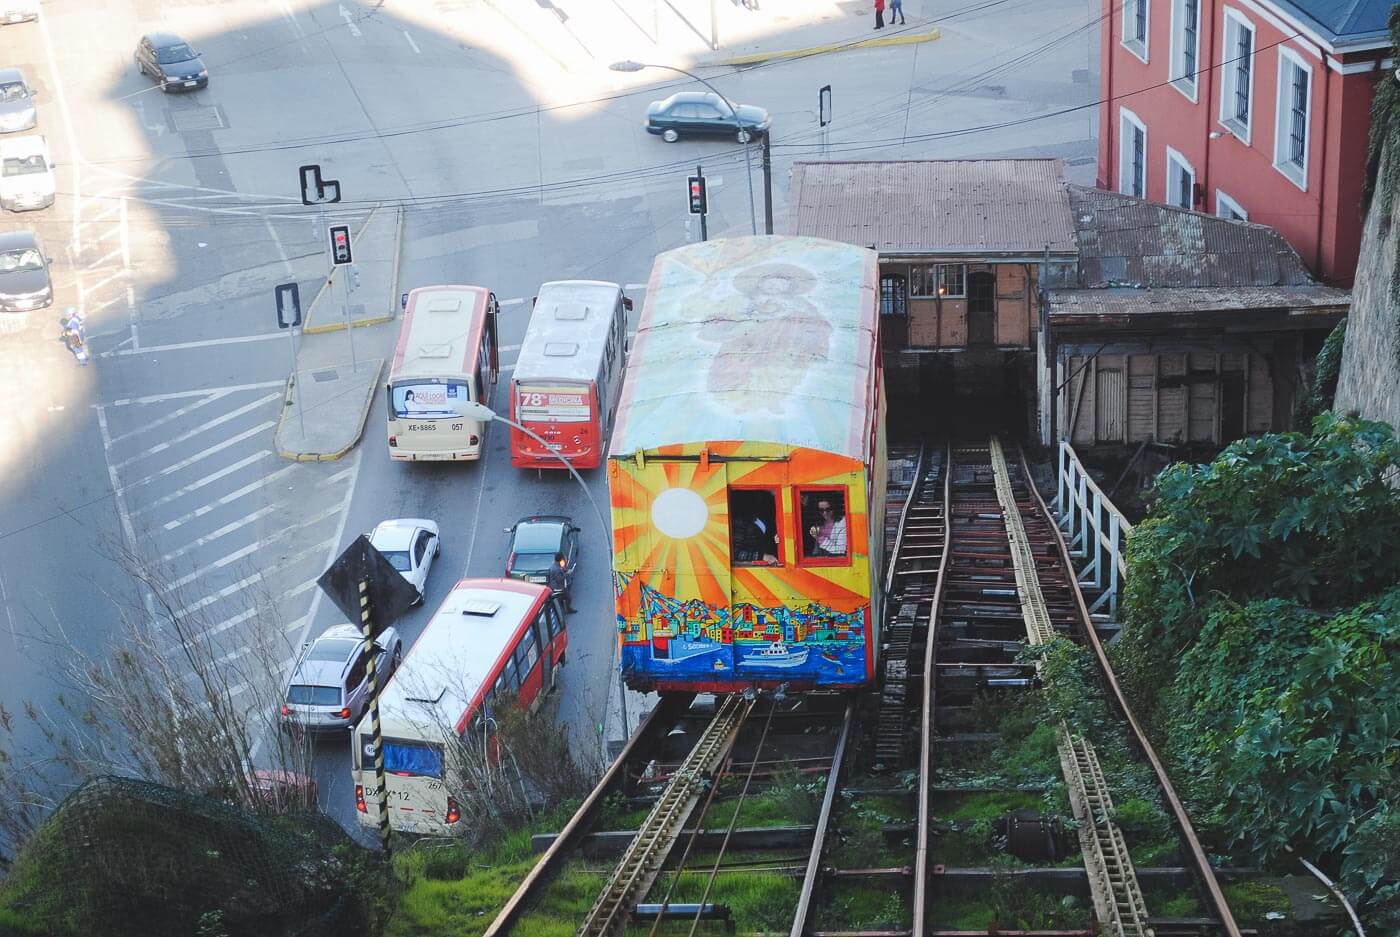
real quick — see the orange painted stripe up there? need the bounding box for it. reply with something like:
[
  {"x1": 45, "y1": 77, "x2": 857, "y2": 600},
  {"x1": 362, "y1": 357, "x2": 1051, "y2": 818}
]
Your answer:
[
  {"x1": 686, "y1": 541, "x2": 729, "y2": 608},
  {"x1": 730, "y1": 567, "x2": 785, "y2": 608}
]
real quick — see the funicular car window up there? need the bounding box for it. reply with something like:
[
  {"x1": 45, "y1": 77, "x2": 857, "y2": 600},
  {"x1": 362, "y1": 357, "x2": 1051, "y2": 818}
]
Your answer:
[
  {"x1": 729, "y1": 489, "x2": 780, "y2": 567},
  {"x1": 799, "y1": 488, "x2": 850, "y2": 563}
]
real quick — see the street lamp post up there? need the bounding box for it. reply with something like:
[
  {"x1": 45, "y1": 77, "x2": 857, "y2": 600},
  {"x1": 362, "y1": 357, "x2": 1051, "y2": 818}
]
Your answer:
[{"x1": 611, "y1": 60, "x2": 764, "y2": 236}]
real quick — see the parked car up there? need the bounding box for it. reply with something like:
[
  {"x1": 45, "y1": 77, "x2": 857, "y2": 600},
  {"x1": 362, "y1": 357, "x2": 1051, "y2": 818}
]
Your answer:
[
  {"x1": 248, "y1": 768, "x2": 318, "y2": 810},
  {"x1": 368, "y1": 518, "x2": 440, "y2": 605},
  {"x1": 0, "y1": 134, "x2": 55, "y2": 211},
  {"x1": 280, "y1": 624, "x2": 403, "y2": 734},
  {"x1": 645, "y1": 91, "x2": 770, "y2": 143},
  {"x1": 0, "y1": 68, "x2": 38, "y2": 134},
  {"x1": 504, "y1": 515, "x2": 579, "y2": 589},
  {"x1": 0, "y1": 229, "x2": 52, "y2": 312},
  {"x1": 134, "y1": 33, "x2": 208, "y2": 92},
  {"x1": 1, "y1": 0, "x2": 39, "y2": 25}
]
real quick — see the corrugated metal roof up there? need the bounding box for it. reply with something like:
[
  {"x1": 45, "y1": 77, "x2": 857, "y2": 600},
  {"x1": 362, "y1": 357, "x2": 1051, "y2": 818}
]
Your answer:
[
  {"x1": 790, "y1": 159, "x2": 1078, "y2": 256},
  {"x1": 1046, "y1": 284, "x2": 1350, "y2": 317},
  {"x1": 609, "y1": 236, "x2": 878, "y2": 460},
  {"x1": 1067, "y1": 186, "x2": 1318, "y2": 289}
]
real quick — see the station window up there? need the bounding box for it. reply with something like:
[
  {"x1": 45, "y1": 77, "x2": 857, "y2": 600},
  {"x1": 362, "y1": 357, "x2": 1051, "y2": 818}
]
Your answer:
[
  {"x1": 798, "y1": 488, "x2": 850, "y2": 565},
  {"x1": 729, "y1": 489, "x2": 781, "y2": 566},
  {"x1": 909, "y1": 263, "x2": 966, "y2": 298}
]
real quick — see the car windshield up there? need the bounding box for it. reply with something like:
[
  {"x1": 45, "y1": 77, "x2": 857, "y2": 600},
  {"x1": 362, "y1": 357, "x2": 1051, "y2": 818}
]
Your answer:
[
  {"x1": 287, "y1": 684, "x2": 340, "y2": 706},
  {"x1": 2, "y1": 156, "x2": 45, "y2": 177},
  {"x1": 379, "y1": 549, "x2": 411, "y2": 572},
  {"x1": 511, "y1": 552, "x2": 555, "y2": 573},
  {"x1": 156, "y1": 44, "x2": 197, "y2": 65},
  {"x1": 307, "y1": 637, "x2": 359, "y2": 661},
  {"x1": 383, "y1": 739, "x2": 444, "y2": 778},
  {"x1": 0, "y1": 249, "x2": 43, "y2": 273},
  {"x1": 0, "y1": 83, "x2": 27, "y2": 103},
  {"x1": 513, "y1": 523, "x2": 564, "y2": 554}
]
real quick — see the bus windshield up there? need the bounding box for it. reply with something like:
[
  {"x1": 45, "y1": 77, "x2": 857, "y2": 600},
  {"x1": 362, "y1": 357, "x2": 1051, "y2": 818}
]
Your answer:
[
  {"x1": 390, "y1": 380, "x2": 471, "y2": 419},
  {"x1": 516, "y1": 383, "x2": 590, "y2": 424},
  {"x1": 382, "y1": 738, "x2": 444, "y2": 778}
]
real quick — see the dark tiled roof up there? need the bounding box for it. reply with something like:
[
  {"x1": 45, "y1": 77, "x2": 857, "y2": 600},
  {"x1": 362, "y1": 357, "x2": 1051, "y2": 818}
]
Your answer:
[
  {"x1": 1066, "y1": 185, "x2": 1318, "y2": 289},
  {"x1": 1046, "y1": 284, "x2": 1351, "y2": 317},
  {"x1": 789, "y1": 159, "x2": 1078, "y2": 256}
]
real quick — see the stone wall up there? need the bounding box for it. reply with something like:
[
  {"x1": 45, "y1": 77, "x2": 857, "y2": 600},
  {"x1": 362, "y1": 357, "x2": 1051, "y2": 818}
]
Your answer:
[{"x1": 1335, "y1": 143, "x2": 1400, "y2": 429}]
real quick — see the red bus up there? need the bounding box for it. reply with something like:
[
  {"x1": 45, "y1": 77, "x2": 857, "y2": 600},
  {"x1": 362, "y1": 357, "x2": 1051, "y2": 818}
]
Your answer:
[
  {"x1": 350, "y1": 578, "x2": 566, "y2": 834},
  {"x1": 509, "y1": 280, "x2": 630, "y2": 470}
]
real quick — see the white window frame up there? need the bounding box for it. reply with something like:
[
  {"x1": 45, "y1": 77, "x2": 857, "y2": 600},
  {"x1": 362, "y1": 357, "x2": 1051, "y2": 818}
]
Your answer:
[
  {"x1": 1121, "y1": 0, "x2": 1150, "y2": 63},
  {"x1": 1215, "y1": 190, "x2": 1248, "y2": 220},
  {"x1": 1169, "y1": 0, "x2": 1202, "y2": 101},
  {"x1": 1273, "y1": 46, "x2": 1311, "y2": 191},
  {"x1": 1119, "y1": 107, "x2": 1148, "y2": 198},
  {"x1": 1165, "y1": 147, "x2": 1196, "y2": 209},
  {"x1": 1218, "y1": 7, "x2": 1255, "y2": 143}
]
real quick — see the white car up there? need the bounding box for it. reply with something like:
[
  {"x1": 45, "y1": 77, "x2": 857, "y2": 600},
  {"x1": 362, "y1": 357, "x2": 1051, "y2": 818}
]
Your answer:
[
  {"x1": 1, "y1": 0, "x2": 38, "y2": 26},
  {"x1": 0, "y1": 134, "x2": 55, "y2": 211},
  {"x1": 369, "y1": 518, "x2": 440, "y2": 604}
]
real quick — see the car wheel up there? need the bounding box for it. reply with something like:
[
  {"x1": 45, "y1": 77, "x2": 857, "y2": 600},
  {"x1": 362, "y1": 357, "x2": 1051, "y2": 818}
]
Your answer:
[
  {"x1": 413, "y1": 588, "x2": 424, "y2": 606},
  {"x1": 434, "y1": 542, "x2": 441, "y2": 559},
  {"x1": 392, "y1": 646, "x2": 403, "y2": 672},
  {"x1": 662, "y1": 128, "x2": 679, "y2": 143},
  {"x1": 737, "y1": 128, "x2": 752, "y2": 144}
]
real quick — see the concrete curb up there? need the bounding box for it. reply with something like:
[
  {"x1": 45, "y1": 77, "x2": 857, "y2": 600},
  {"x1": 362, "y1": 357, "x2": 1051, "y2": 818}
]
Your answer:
[
  {"x1": 709, "y1": 25, "x2": 940, "y2": 66},
  {"x1": 300, "y1": 204, "x2": 396, "y2": 335},
  {"x1": 273, "y1": 358, "x2": 384, "y2": 462}
]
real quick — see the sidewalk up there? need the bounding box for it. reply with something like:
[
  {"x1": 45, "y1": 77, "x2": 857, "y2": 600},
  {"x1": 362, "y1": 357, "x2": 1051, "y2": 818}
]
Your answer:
[
  {"x1": 274, "y1": 206, "x2": 403, "y2": 462},
  {"x1": 604, "y1": 655, "x2": 658, "y2": 759}
]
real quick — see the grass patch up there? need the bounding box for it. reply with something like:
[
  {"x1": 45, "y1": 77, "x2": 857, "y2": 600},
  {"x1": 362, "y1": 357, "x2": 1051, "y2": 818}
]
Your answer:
[
  {"x1": 386, "y1": 801, "x2": 580, "y2": 937},
  {"x1": 640, "y1": 866, "x2": 799, "y2": 932},
  {"x1": 1222, "y1": 880, "x2": 1292, "y2": 922},
  {"x1": 513, "y1": 862, "x2": 607, "y2": 937},
  {"x1": 1152, "y1": 890, "x2": 1204, "y2": 917},
  {"x1": 930, "y1": 882, "x2": 1088, "y2": 930},
  {"x1": 814, "y1": 881, "x2": 908, "y2": 929},
  {"x1": 933, "y1": 790, "x2": 1046, "y2": 822}
]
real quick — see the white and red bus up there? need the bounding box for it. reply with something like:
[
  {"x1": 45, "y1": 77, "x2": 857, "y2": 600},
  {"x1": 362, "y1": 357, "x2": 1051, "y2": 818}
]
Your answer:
[
  {"x1": 509, "y1": 280, "x2": 630, "y2": 470},
  {"x1": 387, "y1": 285, "x2": 500, "y2": 462},
  {"x1": 350, "y1": 578, "x2": 566, "y2": 835}
]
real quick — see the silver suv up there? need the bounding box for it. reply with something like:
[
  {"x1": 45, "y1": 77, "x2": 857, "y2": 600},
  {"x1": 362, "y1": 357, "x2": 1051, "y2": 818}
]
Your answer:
[{"x1": 281, "y1": 624, "x2": 403, "y2": 734}]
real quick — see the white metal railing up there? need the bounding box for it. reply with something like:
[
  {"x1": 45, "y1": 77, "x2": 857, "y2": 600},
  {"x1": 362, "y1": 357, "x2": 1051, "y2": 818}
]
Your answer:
[{"x1": 1054, "y1": 441, "x2": 1133, "y2": 619}]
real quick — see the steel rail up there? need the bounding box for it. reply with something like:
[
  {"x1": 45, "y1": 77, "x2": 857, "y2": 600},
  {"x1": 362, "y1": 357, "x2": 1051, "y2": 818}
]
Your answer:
[
  {"x1": 884, "y1": 443, "x2": 930, "y2": 599},
  {"x1": 788, "y1": 699, "x2": 856, "y2": 937},
  {"x1": 912, "y1": 442, "x2": 953, "y2": 937},
  {"x1": 482, "y1": 693, "x2": 689, "y2": 937},
  {"x1": 1016, "y1": 448, "x2": 1243, "y2": 937}
]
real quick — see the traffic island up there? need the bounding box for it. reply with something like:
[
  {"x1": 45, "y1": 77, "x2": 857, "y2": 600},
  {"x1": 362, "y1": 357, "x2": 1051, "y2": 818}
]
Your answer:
[{"x1": 275, "y1": 355, "x2": 385, "y2": 462}]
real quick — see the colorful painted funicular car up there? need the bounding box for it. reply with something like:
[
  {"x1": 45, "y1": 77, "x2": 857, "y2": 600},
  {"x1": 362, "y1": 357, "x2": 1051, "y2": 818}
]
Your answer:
[{"x1": 609, "y1": 235, "x2": 886, "y2": 693}]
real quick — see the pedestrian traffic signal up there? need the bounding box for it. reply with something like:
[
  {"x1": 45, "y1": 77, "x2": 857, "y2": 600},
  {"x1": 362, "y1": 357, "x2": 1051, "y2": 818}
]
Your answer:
[
  {"x1": 329, "y1": 225, "x2": 353, "y2": 266},
  {"x1": 688, "y1": 175, "x2": 707, "y2": 215}
]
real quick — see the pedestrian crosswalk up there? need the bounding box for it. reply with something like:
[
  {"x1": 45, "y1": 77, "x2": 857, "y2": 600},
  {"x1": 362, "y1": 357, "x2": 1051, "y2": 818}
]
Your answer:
[{"x1": 97, "y1": 382, "x2": 358, "y2": 686}]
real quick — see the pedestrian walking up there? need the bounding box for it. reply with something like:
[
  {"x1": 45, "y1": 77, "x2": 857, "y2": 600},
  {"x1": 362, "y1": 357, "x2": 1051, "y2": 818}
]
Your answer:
[
  {"x1": 890, "y1": 0, "x2": 905, "y2": 24},
  {"x1": 546, "y1": 552, "x2": 578, "y2": 613},
  {"x1": 874, "y1": 0, "x2": 885, "y2": 29}
]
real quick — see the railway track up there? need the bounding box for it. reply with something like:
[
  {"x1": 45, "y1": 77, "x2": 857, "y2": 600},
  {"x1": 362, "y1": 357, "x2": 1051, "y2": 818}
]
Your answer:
[{"x1": 484, "y1": 438, "x2": 1242, "y2": 937}]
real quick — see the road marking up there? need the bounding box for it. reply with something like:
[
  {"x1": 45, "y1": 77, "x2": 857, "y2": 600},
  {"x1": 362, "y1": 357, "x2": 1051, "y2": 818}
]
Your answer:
[
  {"x1": 122, "y1": 422, "x2": 277, "y2": 491},
  {"x1": 95, "y1": 406, "x2": 138, "y2": 545},
  {"x1": 109, "y1": 332, "x2": 287, "y2": 357},
  {"x1": 189, "y1": 607, "x2": 257, "y2": 646},
  {"x1": 83, "y1": 247, "x2": 123, "y2": 269},
  {"x1": 132, "y1": 451, "x2": 272, "y2": 517},
  {"x1": 163, "y1": 542, "x2": 263, "y2": 592},
  {"x1": 403, "y1": 30, "x2": 420, "y2": 53},
  {"x1": 280, "y1": 0, "x2": 306, "y2": 38},
  {"x1": 161, "y1": 463, "x2": 299, "y2": 531},
  {"x1": 108, "y1": 390, "x2": 231, "y2": 444},
  {"x1": 113, "y1": 393, "x2": 280, "y2": 470},
  {"x1": 282, "y1": 578, "x2": 319, "y2": 602},
  {"x1": 109, "y1": 380, "x2": 285, "y2": 406},
  {"x1": 37, "y1": 5, "x2": 83, "y2": 255},
  {"x1": 624, "y1": 283, "x2": 648, "y2": 291},
  {"x1": 499, "y1": 297, "x2": 524, "y2": 307},
  {"x1": 160, "y1": 505, "x2": 279, "y2": 562},
  {"x1": 78, "y1": 269, "x2": 128, "y2": 297},
  {"x1": 273, "y1": 537, "x2": 339, "y2": 578},
  {"x1": 175, "y1": 574, "x2": 263, "y2": 619},
  {"x1": 338, "y1": 3, "x2": 362, "y2": 37},
  {"x1": 285, "y1": 455, "x2": 361, "y2": 651},
  {"x1": 264, "y1": 218, "x2": 293, "y2": 276}
]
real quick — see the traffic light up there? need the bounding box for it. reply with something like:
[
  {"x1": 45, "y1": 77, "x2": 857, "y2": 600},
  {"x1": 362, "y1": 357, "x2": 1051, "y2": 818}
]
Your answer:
[
  {"x1": 688, "y1": 175, "x2": 707, "y2": 215},
  {"x1": 328, "y1": 225, "x2": 353, "y2": 266}
]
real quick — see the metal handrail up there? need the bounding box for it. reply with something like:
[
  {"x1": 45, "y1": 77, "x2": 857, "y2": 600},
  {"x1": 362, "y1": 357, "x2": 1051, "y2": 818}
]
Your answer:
[{"x1": 1054, "y1": 441, "x2": 1133, "y2": 618}]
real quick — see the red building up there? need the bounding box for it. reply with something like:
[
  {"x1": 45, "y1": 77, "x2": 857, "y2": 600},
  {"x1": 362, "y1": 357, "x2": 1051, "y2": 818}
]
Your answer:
[{"x1": 1096, "y1": 0, "x2": 1392, "y2": 285}]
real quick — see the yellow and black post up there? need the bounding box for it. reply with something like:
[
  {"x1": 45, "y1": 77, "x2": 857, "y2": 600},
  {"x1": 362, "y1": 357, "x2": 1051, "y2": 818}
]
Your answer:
[{"x1": 358, "y1": 578, "x2": 392, "y2": 856}]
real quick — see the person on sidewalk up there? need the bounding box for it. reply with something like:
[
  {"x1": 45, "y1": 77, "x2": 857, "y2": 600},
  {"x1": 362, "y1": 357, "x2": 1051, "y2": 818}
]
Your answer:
[
  {"x1": 889, "y1": 0, "x2": 905, "y2": 24},
  {"x1": 874, "y1": 0, "x2": 885, "y2": 29},
  {"x1": 547, "y1": 552, "x2": 578, "y2": 613}
]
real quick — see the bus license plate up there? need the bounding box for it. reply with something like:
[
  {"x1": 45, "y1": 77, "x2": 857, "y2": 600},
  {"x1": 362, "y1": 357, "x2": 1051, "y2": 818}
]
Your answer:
[
  {"x1": 547, "y1": 443, "x2": 562, "y2": 451},
  {"x1": 408, "y1": 423, "x2": 437, "y2": 431}
]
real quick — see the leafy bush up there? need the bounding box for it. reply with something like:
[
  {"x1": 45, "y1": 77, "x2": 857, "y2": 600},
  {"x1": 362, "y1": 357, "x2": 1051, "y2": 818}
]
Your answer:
[{"x1": 1112, "y1": 415, "x2": 1400, "y2": 928}]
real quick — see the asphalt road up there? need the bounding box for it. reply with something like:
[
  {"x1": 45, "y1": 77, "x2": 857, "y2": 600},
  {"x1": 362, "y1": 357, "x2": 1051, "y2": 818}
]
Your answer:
[{"x1": 0, "y1": 0, "x2": 1099, "y2": 835}]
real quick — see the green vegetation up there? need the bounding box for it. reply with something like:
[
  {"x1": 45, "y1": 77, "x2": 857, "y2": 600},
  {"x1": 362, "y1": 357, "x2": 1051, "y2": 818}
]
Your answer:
[
  {"x1": 1114, "y1": 415, "x2": 1400, "y2": 930},
  {"x1": 1222, "y1": 880, "x2": 1292, "y2": 923},
  {"x1": 815, "y1": 881, "x2": 907, "y2": 930},
  {"x1": 934, "y1": 790, "x2": 1045, "y2": 822},
  {"x1": 1293, "y1": 318, "x2": 1347, "y2": 428},
  {"x1": 929, "y1": 882, "x2": 1087, "y2": 931}
]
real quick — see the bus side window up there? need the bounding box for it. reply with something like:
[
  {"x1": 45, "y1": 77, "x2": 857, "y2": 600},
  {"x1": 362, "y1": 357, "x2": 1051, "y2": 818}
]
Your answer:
[
  {"x1": 545, "y1": 600, "x2": 562, "y2": 640},
  {"x1": 518, "y1": 628, "x2": 539, "y2": 674},
  {"x1": 503, "y1": 654, "x2": 518, "y2": 690}
]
